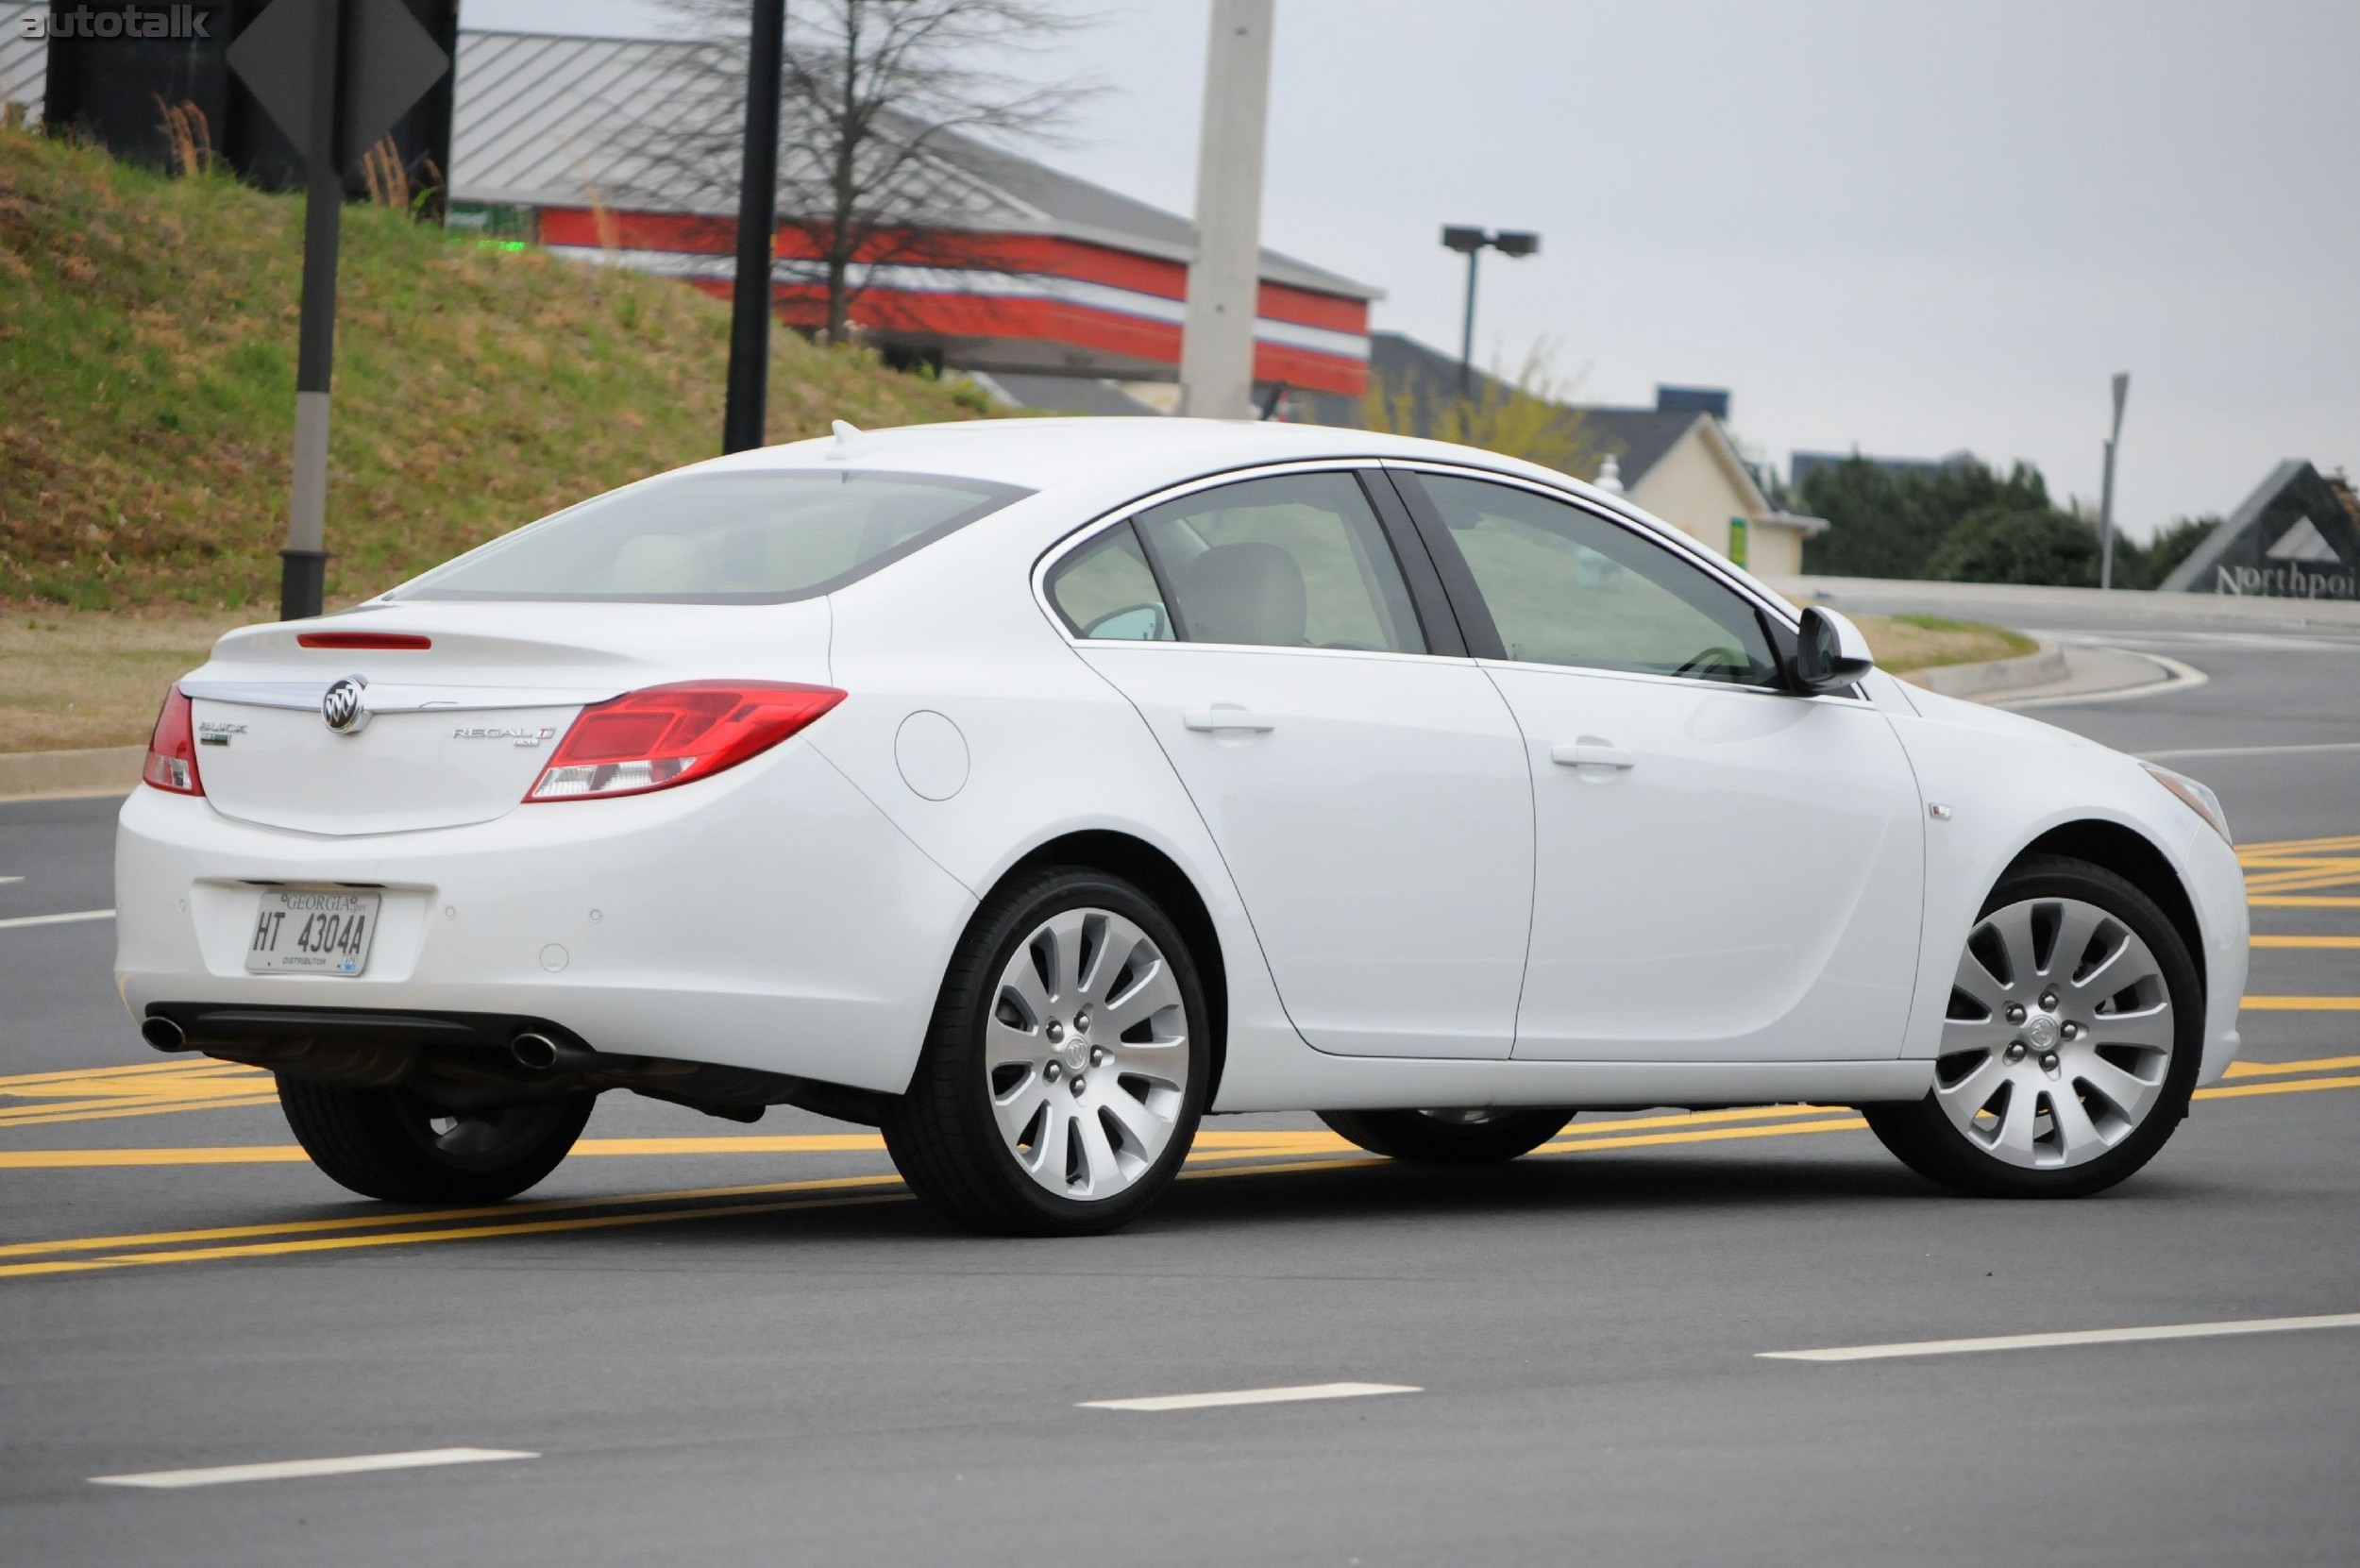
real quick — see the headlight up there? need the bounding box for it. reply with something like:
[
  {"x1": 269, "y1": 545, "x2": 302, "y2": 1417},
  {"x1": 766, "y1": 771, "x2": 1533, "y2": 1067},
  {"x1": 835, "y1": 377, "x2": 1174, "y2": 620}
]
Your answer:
[{"x1": 2142, "y1": 763, "x2": 2233, "y2": 846}]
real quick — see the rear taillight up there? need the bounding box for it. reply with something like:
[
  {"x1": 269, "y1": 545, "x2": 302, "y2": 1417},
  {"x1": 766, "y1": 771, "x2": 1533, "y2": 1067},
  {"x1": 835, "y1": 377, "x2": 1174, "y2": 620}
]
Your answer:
[
  {"x1": 526, "y1": 682, "x2": 846, "y2": 802},
  {"x1": 143, "y1": 685, "x2": 204, "y2": 796}
]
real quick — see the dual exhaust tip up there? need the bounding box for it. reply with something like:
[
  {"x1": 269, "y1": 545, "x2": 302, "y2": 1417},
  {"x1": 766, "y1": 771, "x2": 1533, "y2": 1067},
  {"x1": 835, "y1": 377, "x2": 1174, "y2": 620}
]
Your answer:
[
  {"x1": 140, "y1": 1014, "x2": 584, "y2": 1073},
  {"x1": 509, "y1": 1031, "x2": 588, "y2": 1072},
  {"x1": 141, "y1": 1016, "x2": 191, "y2": 1054}
]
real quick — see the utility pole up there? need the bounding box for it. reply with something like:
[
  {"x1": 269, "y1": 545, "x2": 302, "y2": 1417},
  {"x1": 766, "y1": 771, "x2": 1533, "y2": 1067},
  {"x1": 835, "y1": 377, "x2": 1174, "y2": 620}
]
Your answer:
[
  {"x1": 1178, "y1": 0, "x2": 1274, "y2": 420},
  {"x1": 1441, "y1": 227, "x2": 1539, "y2": 398},
  {"x1": 724, "y1": 0, "x2": 786, "y2": 453},
  {"x1": 2098, "y1": 371, "x2": 2130, "y2": 590}
]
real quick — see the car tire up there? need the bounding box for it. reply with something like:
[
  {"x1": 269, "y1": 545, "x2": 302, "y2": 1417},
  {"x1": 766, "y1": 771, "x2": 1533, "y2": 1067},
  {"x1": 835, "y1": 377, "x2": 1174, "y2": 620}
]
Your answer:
[
  {"x1": 277, "y1": 1078, "x2": 595, "y2": 1204},
  {"x1": 1863, "y1": 853, "x2": 2202, "y2": 1199},
  {"x1": 883, "y1": 866, "x2": 1211, "y2": 1237},
  {"x1": 1317, "y1": 1107, "x2": 1574, "y2": 1164}
]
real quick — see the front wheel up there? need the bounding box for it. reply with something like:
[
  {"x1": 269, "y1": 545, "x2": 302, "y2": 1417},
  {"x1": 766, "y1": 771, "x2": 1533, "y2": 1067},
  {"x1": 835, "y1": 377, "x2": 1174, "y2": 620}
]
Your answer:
[
  {"x1": 883, "y1": 868, "x2": 1211, "y2": 1236},
  {"x1": 278, "y1": 1078, "x2": 594, "y2": 1204},
  {"x1": 1863, "y1": 854, "x2": 2201, "y2": 1198},
  {"x1": 1318, "y1": 1107, "x2": 1574, "y2": 1164}
]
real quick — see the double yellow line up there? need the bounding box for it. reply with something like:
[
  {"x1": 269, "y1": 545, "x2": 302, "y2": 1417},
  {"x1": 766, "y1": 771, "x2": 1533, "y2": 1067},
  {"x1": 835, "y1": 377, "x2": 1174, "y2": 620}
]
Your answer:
[
  {"x1": 2242, "y1": 833, "x2": 2360, "y2": 908},
  {"x1": 12, "y1": 1060, "x2": 2357, "y2": 1283},
  {"x1": 0, "y1": 1107, "x2": 1865, "y2": 1281}
]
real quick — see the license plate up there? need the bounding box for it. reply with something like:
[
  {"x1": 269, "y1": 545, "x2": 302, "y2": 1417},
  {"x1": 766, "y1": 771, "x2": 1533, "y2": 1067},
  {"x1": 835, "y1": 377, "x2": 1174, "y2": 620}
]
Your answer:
[{"x1": 245, "y1": 888, "x2": 381, "y2": 975}]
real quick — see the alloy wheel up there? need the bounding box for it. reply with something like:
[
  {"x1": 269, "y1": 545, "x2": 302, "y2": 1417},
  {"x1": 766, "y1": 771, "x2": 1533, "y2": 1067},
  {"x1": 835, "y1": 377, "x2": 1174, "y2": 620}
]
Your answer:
[
  {"x1": 984, "y1": 907, "x2": 1191, "y2": 1200},
  {"x1": 1936, "y1": 896, "x2": 2175, "y2": 1169}
]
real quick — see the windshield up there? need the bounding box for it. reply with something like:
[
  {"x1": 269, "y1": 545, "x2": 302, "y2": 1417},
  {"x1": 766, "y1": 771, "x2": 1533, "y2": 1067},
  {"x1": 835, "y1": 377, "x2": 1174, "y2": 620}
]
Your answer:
[{"x1": 386, "y1": 469, "x2": 1033, "y2": 603}]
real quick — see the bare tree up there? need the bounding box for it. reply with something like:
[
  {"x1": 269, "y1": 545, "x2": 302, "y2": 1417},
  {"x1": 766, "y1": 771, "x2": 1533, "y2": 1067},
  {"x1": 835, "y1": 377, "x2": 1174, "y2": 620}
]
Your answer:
[{"x1": 651, "y1": 0, "x2": 1098, "y2": 346}]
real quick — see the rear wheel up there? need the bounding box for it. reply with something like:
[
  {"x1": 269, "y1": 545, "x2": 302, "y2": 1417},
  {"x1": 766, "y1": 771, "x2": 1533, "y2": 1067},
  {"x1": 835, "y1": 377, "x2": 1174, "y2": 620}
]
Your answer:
[
  {"x1": 1318, "y1": 1107, "x2": 1574, "y2": 1164},
  {"x1": 1863, "y1": 854, "x2": 2200, "y2": 1198},
  {"x1": 883, "y1": 868, "x2": 1209, "y2": 1236},
  {"x1": 277, "y1": 1078, "x2": 594, "y2": 1204}
]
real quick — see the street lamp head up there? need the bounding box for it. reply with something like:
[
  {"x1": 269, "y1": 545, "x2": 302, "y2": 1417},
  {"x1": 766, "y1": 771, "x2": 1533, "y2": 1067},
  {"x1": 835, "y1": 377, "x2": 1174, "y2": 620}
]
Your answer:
[
  {"x1": 1492, "y1": 230, "x2": 1541, "y2": 258},
  {"x1": 1441, "y1": 226, "x2": 1488, "y2": 254}
]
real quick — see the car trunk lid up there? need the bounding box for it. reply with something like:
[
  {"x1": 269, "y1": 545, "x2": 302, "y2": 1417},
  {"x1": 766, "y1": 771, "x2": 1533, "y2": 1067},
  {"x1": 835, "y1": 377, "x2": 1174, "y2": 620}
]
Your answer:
[{"x1": 179, "y1": 601, "x2": 831, "y2": 836}]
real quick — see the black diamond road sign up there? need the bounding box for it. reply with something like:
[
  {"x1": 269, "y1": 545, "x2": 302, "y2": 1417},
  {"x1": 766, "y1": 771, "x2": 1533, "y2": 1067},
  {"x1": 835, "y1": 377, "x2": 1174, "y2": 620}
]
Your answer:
[{"x1": 227, "y1": 0, "x2": 451, "y2": 172}]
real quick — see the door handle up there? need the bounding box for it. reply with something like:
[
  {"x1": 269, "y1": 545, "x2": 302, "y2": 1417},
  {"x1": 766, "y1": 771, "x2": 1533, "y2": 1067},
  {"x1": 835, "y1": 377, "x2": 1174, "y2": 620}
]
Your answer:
[
  {"x1": 1183, "y1": 708, "x2": 1277, "y2": 733},
  {"x1": 1550, "y1": 740, "x2": 1635, "y2": 770}
]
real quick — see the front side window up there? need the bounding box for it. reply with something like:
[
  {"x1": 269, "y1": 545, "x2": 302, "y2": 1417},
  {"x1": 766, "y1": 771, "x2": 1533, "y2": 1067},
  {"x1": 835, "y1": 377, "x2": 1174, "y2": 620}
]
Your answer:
[
  {"x1": 388, "y1": 469, "x2": 1032, "y2": 604},
  {"x1": 1130, "y1": 472, "x2": 1426, "y2": 652},
  {"x1": 1414, "y1": 474, "x2": 1778, "y2": 684}
]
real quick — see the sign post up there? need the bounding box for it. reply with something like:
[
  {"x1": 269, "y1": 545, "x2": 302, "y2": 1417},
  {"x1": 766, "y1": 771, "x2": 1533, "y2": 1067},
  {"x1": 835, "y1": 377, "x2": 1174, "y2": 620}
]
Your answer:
[
  {"x1": 227, "y1": 0, "x2": 450, "y2": 620},
  {"x1": 723, "y1": 0, "x2": 787, "y2": 454}
]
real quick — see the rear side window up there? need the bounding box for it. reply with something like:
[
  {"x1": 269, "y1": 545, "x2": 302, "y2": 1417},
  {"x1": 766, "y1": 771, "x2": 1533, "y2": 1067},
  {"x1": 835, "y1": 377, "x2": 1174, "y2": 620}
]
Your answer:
[
  {"x1": 388, "y1": 470, "x2": 1032, "y2": 604},
  {"x1": 1131, "y1": 472, "x2": 1426, "y2": 653},
  {"x1": 1046, "y1": 523, "x2": 1175, "y2": 640}
]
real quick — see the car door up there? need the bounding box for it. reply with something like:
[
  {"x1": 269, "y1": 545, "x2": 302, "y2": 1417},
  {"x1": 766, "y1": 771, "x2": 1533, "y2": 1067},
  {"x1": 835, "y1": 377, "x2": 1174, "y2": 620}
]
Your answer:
[
  {"x1": 1391, "y1": 467, "x2": 1925, "y2": 1063},
  {"x1": 1045, "y1": 466, "x2": 1533, "y2": 1059}
]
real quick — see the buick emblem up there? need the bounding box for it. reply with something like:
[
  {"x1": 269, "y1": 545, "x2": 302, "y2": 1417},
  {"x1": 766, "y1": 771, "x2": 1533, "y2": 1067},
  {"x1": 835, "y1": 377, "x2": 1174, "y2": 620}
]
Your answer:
[{"x1": 322, "y1": 675, "x2": 372, "y2": 735}]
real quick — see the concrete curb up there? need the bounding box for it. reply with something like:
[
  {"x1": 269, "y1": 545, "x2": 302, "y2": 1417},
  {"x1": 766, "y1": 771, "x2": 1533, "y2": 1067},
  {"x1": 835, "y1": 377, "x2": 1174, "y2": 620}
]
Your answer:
[
  {"x1": 1902, "y1": 634, "x2": 2068, "y2": 700},
  {"x1": 0, "y1": 746, "x2": 143, "y2": 801},
  {"x1": 1770, "y1": 575, "x2": 2360, "y2": 631}
]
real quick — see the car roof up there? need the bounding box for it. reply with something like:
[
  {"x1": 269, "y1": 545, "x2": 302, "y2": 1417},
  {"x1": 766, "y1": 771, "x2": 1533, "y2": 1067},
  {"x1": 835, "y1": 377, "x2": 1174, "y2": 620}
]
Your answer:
[{"x1": 695, "y1": 416, "x2": 1608, "y2": 504}]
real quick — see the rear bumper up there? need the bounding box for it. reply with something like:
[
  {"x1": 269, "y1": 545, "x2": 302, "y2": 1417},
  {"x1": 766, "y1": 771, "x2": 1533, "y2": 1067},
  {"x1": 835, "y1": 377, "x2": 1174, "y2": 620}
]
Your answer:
[{"x1": 113, "y1": 740, "x2": 978, "y2": 1095}]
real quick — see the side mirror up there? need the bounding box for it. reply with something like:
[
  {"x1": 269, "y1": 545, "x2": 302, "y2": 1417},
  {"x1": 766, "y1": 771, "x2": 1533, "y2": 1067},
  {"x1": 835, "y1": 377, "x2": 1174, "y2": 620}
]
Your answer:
[{"x1": 1792, "y1": 606, "x2": 1876, "y2": 694}]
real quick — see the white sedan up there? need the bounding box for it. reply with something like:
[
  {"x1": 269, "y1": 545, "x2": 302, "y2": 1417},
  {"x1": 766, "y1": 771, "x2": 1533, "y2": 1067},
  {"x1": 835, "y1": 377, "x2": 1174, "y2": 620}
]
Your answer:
[{"x1": 116, "y1": 419, "x2": 2248, "y2": 1233}]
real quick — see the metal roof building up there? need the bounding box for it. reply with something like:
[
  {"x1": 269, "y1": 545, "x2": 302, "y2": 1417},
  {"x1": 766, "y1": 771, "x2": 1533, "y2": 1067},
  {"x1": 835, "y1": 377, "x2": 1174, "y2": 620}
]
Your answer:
[{"x1": 447, "y1": 30, "x2": 1381, "y2": 404}]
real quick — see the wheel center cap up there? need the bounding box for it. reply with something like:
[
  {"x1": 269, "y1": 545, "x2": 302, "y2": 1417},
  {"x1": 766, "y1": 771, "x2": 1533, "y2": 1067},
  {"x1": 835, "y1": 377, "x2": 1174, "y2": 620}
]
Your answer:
[{"x1": 2026, "y1": 1014, "x2": 2061, "y2": 1052}]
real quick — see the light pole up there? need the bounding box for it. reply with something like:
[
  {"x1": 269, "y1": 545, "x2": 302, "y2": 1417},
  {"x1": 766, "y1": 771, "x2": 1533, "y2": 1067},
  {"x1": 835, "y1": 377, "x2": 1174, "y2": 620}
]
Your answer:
[
  {"x1": 2098, "y1": 371, "x2": 2130, "y2": 590},
  {"x1": 1441, "y1": 226, "x2": 1539, "y2": 396}
]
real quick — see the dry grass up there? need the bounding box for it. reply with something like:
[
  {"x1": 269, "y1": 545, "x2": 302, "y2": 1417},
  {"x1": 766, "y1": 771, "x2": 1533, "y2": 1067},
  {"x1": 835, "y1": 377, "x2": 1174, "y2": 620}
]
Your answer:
[
  {"x1": 1857, "y1": 613, "x2": 2036, "y2": 675},
  {"x1": 0, "y1": 601, "x2": 263, "y2": 752}
]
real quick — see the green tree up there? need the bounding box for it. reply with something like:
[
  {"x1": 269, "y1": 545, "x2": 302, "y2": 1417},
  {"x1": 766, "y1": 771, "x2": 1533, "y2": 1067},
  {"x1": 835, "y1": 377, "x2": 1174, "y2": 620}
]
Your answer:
[
  {"x1": 1798, "y1": 458, "x2": 2056, "y2": 579},
  {"x1": 2111, "y1": 514, "x2": 2218, "y2": 589},
  {"x1": 1922, "y1": 506, "x2": 2100, "y2": 586}
]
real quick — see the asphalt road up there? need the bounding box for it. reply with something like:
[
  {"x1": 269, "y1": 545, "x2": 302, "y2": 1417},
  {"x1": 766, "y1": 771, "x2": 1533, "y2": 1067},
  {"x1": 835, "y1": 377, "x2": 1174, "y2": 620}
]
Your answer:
[{"x1": 5, "y1": 597, "x2": 2356, "y2": 1568}]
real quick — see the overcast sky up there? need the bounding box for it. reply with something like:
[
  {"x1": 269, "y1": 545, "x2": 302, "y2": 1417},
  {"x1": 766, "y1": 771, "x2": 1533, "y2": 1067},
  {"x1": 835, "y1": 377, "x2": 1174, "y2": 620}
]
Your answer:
[{"x1": 471, "y1": 0, "x2": 2358, "y2": 541}]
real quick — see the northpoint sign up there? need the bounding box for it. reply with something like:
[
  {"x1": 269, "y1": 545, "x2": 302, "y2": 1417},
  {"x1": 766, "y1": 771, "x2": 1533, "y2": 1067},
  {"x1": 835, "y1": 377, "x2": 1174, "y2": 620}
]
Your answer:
[{"x1": 2164, "y1": 460, "x2": 2360, "y2": 601}]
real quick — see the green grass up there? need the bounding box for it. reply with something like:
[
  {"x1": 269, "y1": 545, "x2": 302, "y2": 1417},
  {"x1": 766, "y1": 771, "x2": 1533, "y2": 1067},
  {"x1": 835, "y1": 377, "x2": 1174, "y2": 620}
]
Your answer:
[{"x1": 0, "y1": 126, "x2": 1000, "y2": 611}]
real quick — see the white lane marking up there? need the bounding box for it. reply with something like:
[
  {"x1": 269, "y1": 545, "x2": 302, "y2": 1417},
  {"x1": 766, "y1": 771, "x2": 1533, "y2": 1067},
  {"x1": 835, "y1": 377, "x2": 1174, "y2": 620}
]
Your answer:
[
  {"x1": 2142, "y1": 740, "x2": 2360, "y2": 761},
  {"x1": 0, "y1": 908, "x2": 114, "y2": 931},
  {"x1": 0, "y1": 875, "x2": 22, "y2": 885},
  {"x1": 90, "y1": 1447, "x2": 537, "y2": 1489},
  {"x1": 1761, "y1": 1310, "x2": 2360, "y2": 1363},
  {"x1": 1080, "y1": 1381, "x2": 1421, "y2": 1412}
]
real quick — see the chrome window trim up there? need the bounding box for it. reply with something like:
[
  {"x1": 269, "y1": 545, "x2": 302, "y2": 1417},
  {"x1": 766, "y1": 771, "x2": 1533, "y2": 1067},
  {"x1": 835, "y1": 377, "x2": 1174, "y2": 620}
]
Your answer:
[
  {"x1": 1029, "y1": 459, "x2": 1457, "y2": 659},
  {"x1": 1380, "y1": 459, "x2": 1873, "y2": 702}
]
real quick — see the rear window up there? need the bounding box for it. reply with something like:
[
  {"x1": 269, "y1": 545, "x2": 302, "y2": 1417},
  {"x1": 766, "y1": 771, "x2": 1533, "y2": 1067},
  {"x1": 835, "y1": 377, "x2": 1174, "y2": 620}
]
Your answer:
[{"x1": 386, "y1": 469, "x2": 1032, "y2": 604}]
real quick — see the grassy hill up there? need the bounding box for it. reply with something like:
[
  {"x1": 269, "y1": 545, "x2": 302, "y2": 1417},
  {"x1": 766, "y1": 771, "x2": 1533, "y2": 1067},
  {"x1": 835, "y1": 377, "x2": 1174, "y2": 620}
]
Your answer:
[{"x1": 0, "y1": 125, "x2": 998, "y2": 614}]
